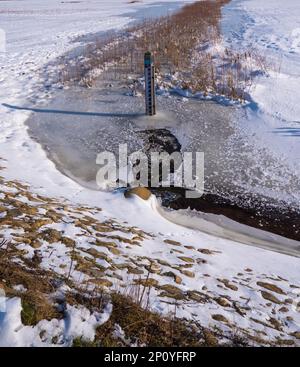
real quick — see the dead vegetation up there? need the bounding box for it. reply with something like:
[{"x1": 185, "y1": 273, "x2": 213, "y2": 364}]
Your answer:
[
  {"x1": 58, "y1": 0, "x2": 268, "y2": 101},
  {"x1": 0, "y1": 174, "x2": 299, "y2": 346},
  {"x1": 96, "y1": 293, "x2": 204, "y2": 347},
  {"x1": 0, "y1": 241, "x2": 243, "y2": 347},
  {"x1": 0, "y1": 240, "x2": 64, "y2": 325}
]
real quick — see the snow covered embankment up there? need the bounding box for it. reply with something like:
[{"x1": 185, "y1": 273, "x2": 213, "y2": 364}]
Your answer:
[
  {"x1": 222, "y1": 0, "x2": 300, "y2": 173},
  {"x1": 0, "y1": 182, "x2": 300, "y2": 347}
]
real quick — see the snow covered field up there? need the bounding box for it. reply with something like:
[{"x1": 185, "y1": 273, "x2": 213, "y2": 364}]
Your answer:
[
  {"x1": 0, "y1": 0, "x2": 299, "y2": 346},
  {"x1": 222, "y1": 0, "x2": 300, "y2": 172}
]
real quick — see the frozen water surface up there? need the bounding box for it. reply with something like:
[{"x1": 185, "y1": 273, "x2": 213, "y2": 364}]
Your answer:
[{"x1": 24, "y1": 77, "x2": 300, "y2": 210}]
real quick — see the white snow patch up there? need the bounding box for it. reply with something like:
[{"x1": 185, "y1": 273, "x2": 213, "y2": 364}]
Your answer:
[{"x1": 0, "y1": 297, "x2": 112, "y2": 347}]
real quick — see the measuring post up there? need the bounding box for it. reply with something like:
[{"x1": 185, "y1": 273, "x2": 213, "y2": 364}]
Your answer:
[{"x1": 144, "y1": 51, "x2": 156, "y2": 116}]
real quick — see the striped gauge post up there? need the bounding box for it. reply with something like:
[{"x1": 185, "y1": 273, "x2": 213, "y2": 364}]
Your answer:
[{"x1": 144, "y1": 51, "x2": 156, "y2": 116}]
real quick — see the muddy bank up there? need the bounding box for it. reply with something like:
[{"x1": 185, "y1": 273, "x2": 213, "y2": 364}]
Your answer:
[{"x1": 153, "y1": 187, "x2": 300, "y2": 242}]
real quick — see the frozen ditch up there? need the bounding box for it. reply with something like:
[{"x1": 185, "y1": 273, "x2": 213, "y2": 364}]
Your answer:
[
  {"x1": 22, "y1": 79, "x2": 238, "y2": 192},
  {"x1": 22, "y1": 76, "x2": 300, "y2": 254},
  {"x1": 22, "y1": 75, "x2": 300, "y2": 213},
  {"x1": 3, "y1": 0, "x2": 297, "y2": 249}
]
